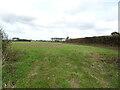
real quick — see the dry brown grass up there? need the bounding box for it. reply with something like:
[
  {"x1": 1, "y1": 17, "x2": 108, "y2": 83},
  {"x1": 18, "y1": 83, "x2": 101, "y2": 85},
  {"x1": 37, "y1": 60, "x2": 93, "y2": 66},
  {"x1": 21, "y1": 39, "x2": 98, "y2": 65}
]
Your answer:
[{"x1": 13, "y1": 43, "x2": 64, "y2": 47}]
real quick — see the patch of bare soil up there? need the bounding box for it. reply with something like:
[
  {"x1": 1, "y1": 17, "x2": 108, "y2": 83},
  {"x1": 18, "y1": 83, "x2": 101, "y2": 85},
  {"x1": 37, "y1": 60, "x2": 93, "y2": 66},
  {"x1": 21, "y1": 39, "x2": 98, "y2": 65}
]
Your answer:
[
  {"x1": 70, "y1": 79, "x2": 79, "y2": 88},
  {"x1": 13, "y1": 44, "x2": 64, "y2": 47}
]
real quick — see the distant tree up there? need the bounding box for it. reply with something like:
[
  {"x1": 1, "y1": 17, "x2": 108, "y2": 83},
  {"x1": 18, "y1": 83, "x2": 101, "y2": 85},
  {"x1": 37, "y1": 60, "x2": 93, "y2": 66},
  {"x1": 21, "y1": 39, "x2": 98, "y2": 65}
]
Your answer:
[
  {"x1": 12, "y1": 37, "x2": 19, "y2": 41},
  {"x1": 51, "y1": 37, "x2": 65, "y2": 42},
  {"x1": 66, "y1": 36, "x2": 69, "y2": 40},
  {"x1": 51, "y1": 38, "x2": 54, "y2": 41},
  {"x1": 65, "y1": 36, "x2": 69, "y2": 42},
  {"x1": 111, "y1": 31, "x2": 120, "y2": 36}
]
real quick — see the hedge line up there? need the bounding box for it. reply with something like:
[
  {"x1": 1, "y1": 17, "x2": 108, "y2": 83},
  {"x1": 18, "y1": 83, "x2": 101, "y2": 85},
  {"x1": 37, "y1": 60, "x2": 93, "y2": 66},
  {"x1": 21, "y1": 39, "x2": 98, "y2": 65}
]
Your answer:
[
  {"x1": 67, "y1": 35, "x2": 120, "y2": 46},
  {"x1": 13, "y1": 39, "x2": 31, "y2": 42}
]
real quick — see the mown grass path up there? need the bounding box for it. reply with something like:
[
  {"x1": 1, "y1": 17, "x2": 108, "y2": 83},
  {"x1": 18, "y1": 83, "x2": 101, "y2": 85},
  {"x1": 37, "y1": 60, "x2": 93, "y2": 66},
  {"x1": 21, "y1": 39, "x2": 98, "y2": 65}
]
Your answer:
[{"x1": 3, "y1": 42, "x2": 119, "y2": 88}]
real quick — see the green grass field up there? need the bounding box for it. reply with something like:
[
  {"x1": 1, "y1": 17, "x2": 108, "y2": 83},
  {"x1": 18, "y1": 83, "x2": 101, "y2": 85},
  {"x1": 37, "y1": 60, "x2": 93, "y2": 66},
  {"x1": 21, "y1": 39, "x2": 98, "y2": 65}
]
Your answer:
[{"x1": 3, "y1": 42, "x2": 119, "y2": 88}]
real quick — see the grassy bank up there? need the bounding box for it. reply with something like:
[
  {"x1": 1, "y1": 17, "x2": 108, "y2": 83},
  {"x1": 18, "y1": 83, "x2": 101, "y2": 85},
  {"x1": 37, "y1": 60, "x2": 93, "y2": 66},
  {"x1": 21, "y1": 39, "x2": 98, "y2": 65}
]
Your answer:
[{"x1": 3, "y1": 42, "x2": 119, "y2": 88}]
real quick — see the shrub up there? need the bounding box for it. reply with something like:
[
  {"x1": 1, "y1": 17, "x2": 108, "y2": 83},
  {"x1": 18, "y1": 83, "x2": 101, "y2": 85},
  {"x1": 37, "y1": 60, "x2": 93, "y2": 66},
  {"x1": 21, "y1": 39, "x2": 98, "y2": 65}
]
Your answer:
[
  {"x1": 0, "y1": 28, "x2": 12, "y2": 64},
  {"x1": 1, "y1": 28, "x2": 26, "y2": 88},
  {"x1": 0, "y1": 28, "x2": 25, "y2": 64}
]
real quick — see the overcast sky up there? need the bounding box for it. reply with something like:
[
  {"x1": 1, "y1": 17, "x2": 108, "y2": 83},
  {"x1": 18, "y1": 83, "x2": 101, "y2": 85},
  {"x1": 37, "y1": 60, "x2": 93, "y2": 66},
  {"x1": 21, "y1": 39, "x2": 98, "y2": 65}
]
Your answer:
[{"x1": 0, "y1": 0, "x2": 119, "y2": 40}]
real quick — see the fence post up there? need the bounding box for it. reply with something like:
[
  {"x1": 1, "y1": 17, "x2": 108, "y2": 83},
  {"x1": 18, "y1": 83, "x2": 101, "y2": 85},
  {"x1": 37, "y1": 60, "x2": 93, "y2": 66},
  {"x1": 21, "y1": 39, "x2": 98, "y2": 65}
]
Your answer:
[{"x1": 0, "y1": 30, "x2": 2, "y2": 89}]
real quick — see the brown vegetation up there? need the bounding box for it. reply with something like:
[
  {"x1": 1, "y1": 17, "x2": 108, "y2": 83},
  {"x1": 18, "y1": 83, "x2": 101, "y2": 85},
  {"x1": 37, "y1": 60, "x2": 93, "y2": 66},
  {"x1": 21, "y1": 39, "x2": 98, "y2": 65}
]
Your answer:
[
  {"x1": 13, "y1": 43, "x2": 64, "y2": 47},
  {"x1": 67, "y1": 35, "x2": 120, "y2": 48}
]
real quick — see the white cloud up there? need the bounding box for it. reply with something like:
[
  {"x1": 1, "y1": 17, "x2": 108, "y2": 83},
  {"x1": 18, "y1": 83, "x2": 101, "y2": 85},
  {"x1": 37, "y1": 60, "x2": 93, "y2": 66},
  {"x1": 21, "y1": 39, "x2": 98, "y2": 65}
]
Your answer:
[
  {"x1": 95, "y1": 21, "x2": 118, "y2": 30},
  {"x1": 0, "y1": 0, "x2": 118, "y2": 40},
  {"x1": 64, "y1": 12, "x2": 96, "y2": 24}
]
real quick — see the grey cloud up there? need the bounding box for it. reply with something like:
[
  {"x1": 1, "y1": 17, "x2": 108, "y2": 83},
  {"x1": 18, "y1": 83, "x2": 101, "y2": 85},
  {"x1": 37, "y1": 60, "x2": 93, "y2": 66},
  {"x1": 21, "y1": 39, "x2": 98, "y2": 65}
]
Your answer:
[
  {"x1": 1, "y1": 13, "x2": 36, "y2": 26},
  {"x1": 0, "y1": 13, "x2": 96, "y2": 31},
  {"x1": 0, "y1": 13, "x2": 46, "y2": 31},
  {"x1": 7, "y1": 29, "x2": 24, "y2": 33},
  {"x1": 95, "y1": 28, "x2": 113, "y2": 33},
  {"x1": 0, "y1": 13, "x2": 65, "y2": 30},
  {"x1": 39, "y1": 20, "x2": 96, "y2": 33},
  {"x1": 0, "y1": 13, "x2": 113, "y2": 35},
  {"x1": 53, "y1": 21, "x2": 95, "y2": 30},
  {"x1": 66, "y1": 22, "x2": 95, "y2": 30}
]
